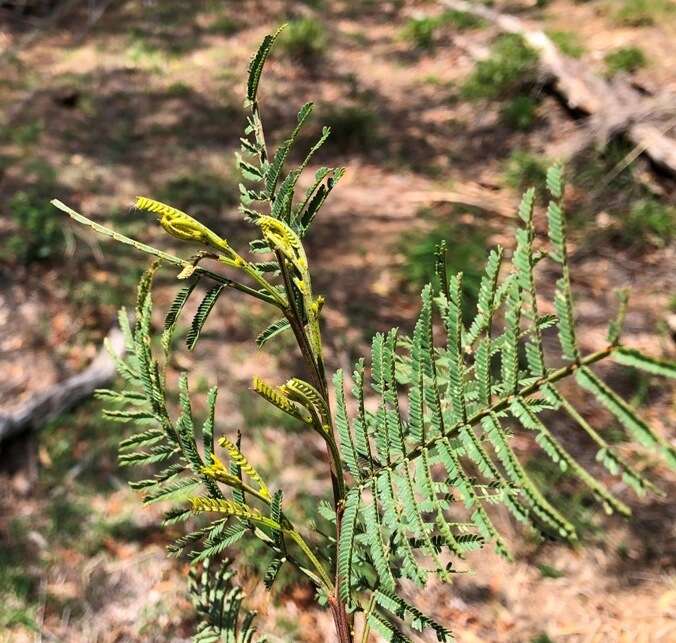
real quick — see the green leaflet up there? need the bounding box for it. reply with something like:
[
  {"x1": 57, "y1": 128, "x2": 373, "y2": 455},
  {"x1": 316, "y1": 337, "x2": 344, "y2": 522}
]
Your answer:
[
  {"x1": 361, "y1": 482, "x2": 396, "y2": 591},
  {"x1": 189, "y1": 557, "x2": 265, "y2": 643},
  {"x1": 576, "y1": 367, "x2": 676, "y2": 467},
  {"x1": 337, "y1": 487, "x2": 360, "y2": 603},
  {"x1": 247, "y1": 25, "x2": 284, "y2": 102},
  {"x1": 554, "y1": 277, "x2": 578, "y2": 361},
  {"x1": 366, "y1": 611, "x2": 411, "y2": 642},
  {"x1": 202, "y1": 387, "x2": 218, "y2": 463},
  {"x1": 510, "y1": 397, "x2": 630, "y2": 516},
  {"x1": 297, "y1": 167, "x2": 345, "y2": 235},
  {"x1": 607, "y1": 289, "x2": 629, "y2": 345},
  {"x1": 142, "y1": 477, "x2": 200, "y2": 505},
  {"x1": 229, "y1": 431, "x2": 246, "y2": 506},
  {"x1": 266, "y1": 102, "x2": 313, "y2": 199},
  {"x1": 464, "y1": 247, "x2": 503, "y2": 348},
  {"x1": 373, "y1": 589, "x2": 453, "y2": 641},
  {"x1": 334, "y1": 369, "x2": 361, "y2": 480},
  {"x1": 547, "y1": 199, "x2": 566, "y2": 264},
  {"x1": 613, "y1": 347, "x2": 676, "y2": 378},
  {"x1": 546, "y1": 164, "x2": 564, "y2": 200},
  {"x1": 499, "y1": 280, "x2": 521, "y2": 395},
  {"x1": 162, "y1": 281, "x2": 197, "y2": 352},
  {"x1": 434, "y1": 240, "x2": 450, "y2": 299},
  {"x1": 186, "y1": 285, "x2": 225, "y2": 351},
  {"x1": 256, "y1": 318, "x2": 291, "y2": 348},
  {"x1": 441, "y1": 274, "x2": 467, "y2": 424},
  {"x1": 481, "y1": 414, "x2": 576, "y2": 538}
]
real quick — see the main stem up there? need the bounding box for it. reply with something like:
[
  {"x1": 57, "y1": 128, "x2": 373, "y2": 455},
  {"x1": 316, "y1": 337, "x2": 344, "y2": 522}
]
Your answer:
[{"x1": 277, "y1": 257, "x2": 353, "y2": 643}]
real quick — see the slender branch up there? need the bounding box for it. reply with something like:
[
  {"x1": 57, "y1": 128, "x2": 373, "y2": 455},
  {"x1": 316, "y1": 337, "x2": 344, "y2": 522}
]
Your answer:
[
  {"x1": 52, "y1": 199, "x2": 281, "y2": 307},
  {"x1": 359, "y1": 593, "x2": 377, "y2": 643},
  {"x1": 356, "y1": 344, "x2": 618, "y2": 490},
  {"x1": 285, "y1": 529, "x2": 334, "y2": 592},
  {"x1": 274, "y1": 242, "x2": 352, "y2": 641}
]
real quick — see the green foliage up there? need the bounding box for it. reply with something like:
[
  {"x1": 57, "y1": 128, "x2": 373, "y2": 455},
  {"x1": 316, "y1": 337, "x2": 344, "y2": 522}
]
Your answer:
[
  {"x1": 190, "y1": 557, "x2": 265, "y2": 642},
  {"x1": 402, "y1": 213, "x2": 488, "y2": 315},
  {"x1": 531, "y1": 633, "x2": 555, "y2": 643},
  {"x1": 160, "y1": 171, "x2": 239, "y2": 217},
  {"x1": 8, "y1": 120, "x2": 43, "y2": 146},
  {"x1": 612, "y1": 0, "x2": 675, "y2": 26},
  {"x1": 5, "y1": 185, "x2": 64, "y2": 263},
  {"x1": 209, "y1": 15, "x2": 240, "y2": 36},
  {"x1": 0, "y1": 519, "x2": 38, "y2": 633},
  {"x1": 604, "y1": 46, "x2": 647, "y2": 76},
  {"x1": 501, "y1": 95, "x2": 539, "y2": 131},
  {"x1": 403, "y1": 9, "x2": 484, "y2": 49},
  {"x1": 56, "y1": 29, "x2": 676, "y2": 643},
  {"x1": 504, "y1": 150, "x2": 549, "y2": 200},
  {"x1": 402, "y1": 16, "x2": 437, "y2": 50},
  {"x1": 321, "y1": 104, "x2": 379, "y2": 153},
  {"x1": 546, "y1": 30, "x2": 585, "y2": 58},
  {"x1": 278, "y1": 18, "x2": 328, "y2": 61},
  {"x1": 462, "y1": 34, "x2": 539, "y2": 100},
  {"x1": 537, "y1": 563, "x2": 565, "y2": 579},
  {"x1": 622, "y1": 199, "x2": 674, "y2": 246}
]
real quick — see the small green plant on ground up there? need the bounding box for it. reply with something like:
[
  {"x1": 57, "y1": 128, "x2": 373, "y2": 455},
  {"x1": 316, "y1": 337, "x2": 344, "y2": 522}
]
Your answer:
[
  {"x1": 623, "y1": 199, "x2": 675, "y2": 247},
  {"x1": 568, "y1": 140, "x2": 673, "y2": 247},
  {"x1": 159, "y1": 171, "x2": 239, "y2": 221},
  {"x1": 278, "y1": 17, "x2": 328, "y2": 61},
  {"x1": 321, "y1": 103, "x2": 380, "y2": 153},
  {"x1": 402, "y1": 212, "x2": 488, "y2": 316},
  {"x1": 54, "y1": 27, "x2": 676, "y2": 642},
  {"x1": 4, "y1": 171, "x2": 64, "y2": 263},
  {"x1": 403, "y1": 9, "x2": 484, "y2": 49},
  {"x1": 604, "y1": 46, "x2": 647, "y2": 76},
  {"x1": 501, "y1": 95, "x2": 540, "y2": 131},
  {"x1": 612, "y1": 0, "x2": 675, "y2": 27},
  {"x1": 546, "y1": 30, "x2": 586, "y2": 59},
  {"x1": 504, "y1": 150, "x2": 550, "y2": 200},
  {"x1": 462, "y1": 34, "x2": 539, "y2": 100}
]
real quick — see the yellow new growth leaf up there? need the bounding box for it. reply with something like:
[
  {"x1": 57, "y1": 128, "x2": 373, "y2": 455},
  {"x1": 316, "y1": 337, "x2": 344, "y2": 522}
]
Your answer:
[
  {"x1": 256, "y1": 215, "x2": 308, "y2": 273},
  {"x1": 135, "y1": 196, "x2": 230, "y2": 253},
  {"x1": 219, "y1": 436, "x2": 271, "y2": 500},
  {"x1": 191, "y1": 497, "x2": 280, "y2": 530},
  {"x1": 201, "y1": 453, "x2": 243, "y2": 488},
  {"x1": 251, "y1": 376, "x2": 310, "y2": 422},
  {"x1": 283, "y1": 378, "x2": 331, "y2": 432}
]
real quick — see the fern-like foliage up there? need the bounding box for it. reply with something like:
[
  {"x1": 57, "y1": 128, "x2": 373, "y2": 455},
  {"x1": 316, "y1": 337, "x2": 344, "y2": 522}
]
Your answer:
[
  {"x1": 190, "y1": 557, "x2": 265, "y2": 643},
  {"x1": 332, "y1": 167, "x2": 675, "y2": 632},
  {"x1": 54, "y1": 27, "x2": 674, "y2": 643}
]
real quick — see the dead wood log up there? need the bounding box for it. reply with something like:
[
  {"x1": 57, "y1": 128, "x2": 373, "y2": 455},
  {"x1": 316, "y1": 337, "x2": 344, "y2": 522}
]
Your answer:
[
  {"x1": 441, "y1": 0, "x2": 676, "y2": 175},
  {"x1": 0, "y1": 326, "x2": 125, "y2": 443},
  {"x1": 405, "y1": 183, "x2": 517, "y2": 219}
]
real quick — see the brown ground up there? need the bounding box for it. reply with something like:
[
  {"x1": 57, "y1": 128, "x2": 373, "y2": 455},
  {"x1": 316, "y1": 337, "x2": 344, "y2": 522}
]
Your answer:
[{"x1": 1, "y1": 1, "x2": 675, "y2": 641}]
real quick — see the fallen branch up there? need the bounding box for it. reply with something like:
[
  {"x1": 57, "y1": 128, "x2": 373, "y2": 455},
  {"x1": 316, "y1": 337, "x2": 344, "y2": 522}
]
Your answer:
[
  {"x1": 441, "y1": 0, "x2": 676, "y2": 174},
  {"x1": 405, "y1": 183, "x2": 517, "y2": 219},
  {"x1": 0, "y1": 327, "x2": 124, "y2": 443}
]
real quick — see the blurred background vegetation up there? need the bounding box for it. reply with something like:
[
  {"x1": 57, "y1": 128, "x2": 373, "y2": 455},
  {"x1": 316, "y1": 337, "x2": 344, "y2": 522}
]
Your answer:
[{"x1": 1, "y1": 1, "x2": 674, "y2": 641}]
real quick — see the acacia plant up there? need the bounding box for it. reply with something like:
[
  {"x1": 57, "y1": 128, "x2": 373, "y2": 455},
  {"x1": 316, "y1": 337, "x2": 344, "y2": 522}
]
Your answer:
[{"x1": 53, "y1": 28, "x2": 675, "y2": 642}]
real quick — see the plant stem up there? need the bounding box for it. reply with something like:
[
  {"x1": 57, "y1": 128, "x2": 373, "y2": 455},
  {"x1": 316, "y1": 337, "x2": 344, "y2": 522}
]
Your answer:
[
  {"x1": 276, "y1": 252, "x2": 353, "y2": 642},
  {"x1": 52, "y1": 200, "x2": 281, "y2": 307}
]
